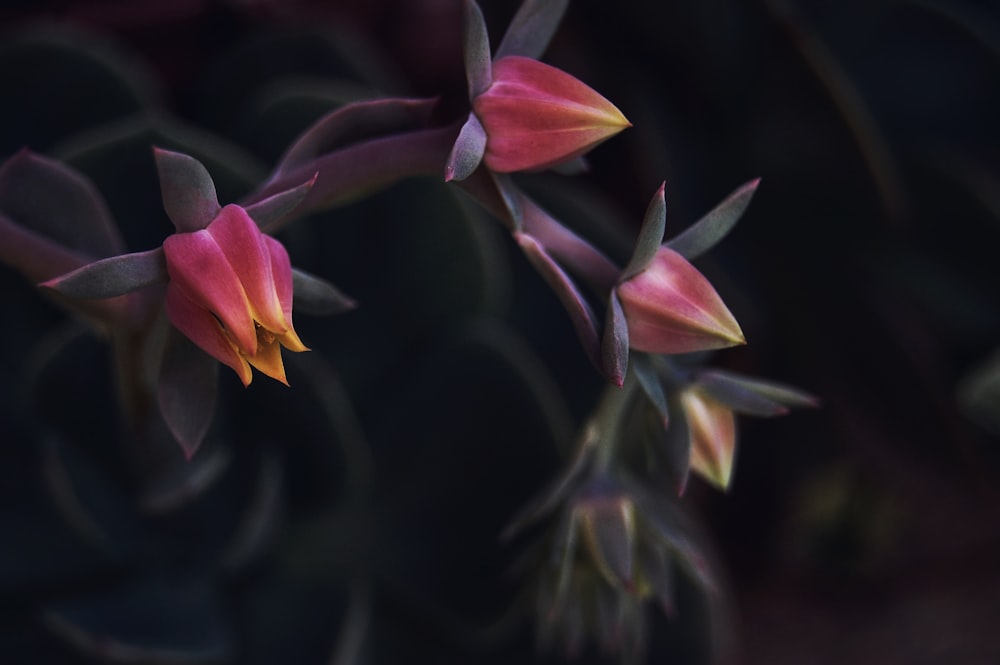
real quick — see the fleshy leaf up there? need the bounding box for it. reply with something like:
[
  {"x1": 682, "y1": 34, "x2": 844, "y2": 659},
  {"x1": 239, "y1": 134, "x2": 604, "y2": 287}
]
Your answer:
[
  {"x1": 516, "y1": 232, "x2": 601, "y2": 373},
  {"x1": 495, "y1": 0, "x2": 570, "y2": 60},
  {"x1": 291, "y1": 267, "x2": 357, "y2": 315},
  {"x1": 463, "y1": 0, "x2": 492, "y2": 99},
  {"x1": 632, "y1": 354, "x2": 669, "y2": 424},
  {"x1": 245, "y1": 173, "x2": 317, "y2": 234},
  {"x1": 444, "y1": 113, "x2": 487, "y2": 182},
  {"x1": 153, "y1": 147, "x2": 221, "y2": 233},
  {"x1": 40, "y1": 247, "x2": 166, "y2": 300},
  {"x1": 621, "y1": 182, "x2": 667, "y2": 281},
  {"x1": 274, "y1": 97, "x2": 439, "y2": 177},
  {"x1": 601, "y1": 290, "x2": 629, "y2": 387},
  {"x1": 157, "y1": 328, "x2": 219, "y2": 459},
  {"x1": 0, "y1": 149, "x2": 123, "y2": 258},
  {"x1": 695, "y1": 369, "x2": 819, "y2": 416},
  {"x1": 667, "y1": 178, "x2": 760, "y2": 260}
]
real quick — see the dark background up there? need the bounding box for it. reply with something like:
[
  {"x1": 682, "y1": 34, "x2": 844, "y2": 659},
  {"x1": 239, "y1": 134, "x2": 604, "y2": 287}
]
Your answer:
[{"x1": 2, "y1": 0, "x2": 999, "y2": 663}]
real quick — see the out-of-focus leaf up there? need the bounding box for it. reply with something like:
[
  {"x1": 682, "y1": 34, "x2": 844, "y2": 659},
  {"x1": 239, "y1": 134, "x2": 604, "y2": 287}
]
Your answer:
[
  {"x1": 621, "y1": 182, "x2": 666, "y2": 280},
  {"x1": 444, "y1": 113, "x2": 487, "y2": 182},
  {"x1": 695, "y1": 369, "x2": 819, "y2": 416},
  {"x1": 153, "y1": 148, "x2": 221, "y2": 233},
  {"x1": 0, "y1": 149, "x2": 123, "y2": 258},
  {"x1": 632, "y1": 354, "x2": 669, "y2": 424},
  {"x1": 53, "y1": 115, "x2": 265, "y2": 249},
  {"x1": 667, "y1": 179, "x2": 759, "y2": 260},
  {"x1": 139, "y1": 447, "x2": 232, "y2": 515},
  {"x1": 602, "y1": 291, "x2": 629, "y2": 387},
  {"x1": 157, "y1": 329, "x2": 219, "y2": 460},
  {"x1": 44, "y1": 576, "x2": 231, "y2": 664},
  {"x1": 517, "y1": 232, "x2": 601, "y2": 373},
  {"x1": 221, "y1": 449, "x2": 283, "y2": 572},
  {"x1": 495, "y1": 0, "x2": 570, "y2": 60},
  {"x1": 958, "y1": 348, "x2": 1000, "y2": 436},
  {"x1": 40, "y1": 248, "x2": 167, "y2": 300},
  {"x1": 0, "y1": 27, "x2": 157, "y2": 154},
  {"x1": 274, "y1": 97, "x2": 439, "y2": 177},
  {"x1": 463, "y1": 0, "x2": 492, "y2": 99},
  {"x1": 42, "y1": 436, "x2": 143, "y2": 558}
]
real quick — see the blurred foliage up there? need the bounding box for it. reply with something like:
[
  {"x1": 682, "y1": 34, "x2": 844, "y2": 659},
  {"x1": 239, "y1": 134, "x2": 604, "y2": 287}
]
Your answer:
[{"x1": 2, "y1": 0, "x2": 1000, "y2": 664}]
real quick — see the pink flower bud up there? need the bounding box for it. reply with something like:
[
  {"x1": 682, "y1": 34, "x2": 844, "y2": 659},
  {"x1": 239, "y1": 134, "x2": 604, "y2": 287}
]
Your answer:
[
  {"x1": 680, "y1": 387, "x2": 736, "y2": 490},
  {"x1": 616, "y1": 247, "x2": 745, "y2": 354},
  {"x1": 472, "y1": 56, "x2": 630, "y2": 173},
  {"x1": 163, "y1": 204, "x2": 307, "y2": 386}
]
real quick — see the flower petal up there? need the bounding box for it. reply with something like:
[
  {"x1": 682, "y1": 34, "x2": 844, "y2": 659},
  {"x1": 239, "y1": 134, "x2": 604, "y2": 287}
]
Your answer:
[
  {"x1": 205, "y1": 205, "x2": 288, "y2": 337},
  {"x1": 264, "y1": 235, "x2": 308, "y2": 352},
  {"x1": 163, "y1": 226, "x2": 257, "y2": 356},
  {"x1": 244, "y1": 336, "x2": 288, "y2": 386},
  {"x1": 165, "y1": 284, "x2": 252, "y2": 387},
  {"x1": 474, "y1": 56, "x2": 630, "y2": 173},
  {"x1": 617, "y1": 247, "x2": 745, "y2": 354},
  {"x1": 681, "y1": 389, "x2": 736, "y2": 490}
]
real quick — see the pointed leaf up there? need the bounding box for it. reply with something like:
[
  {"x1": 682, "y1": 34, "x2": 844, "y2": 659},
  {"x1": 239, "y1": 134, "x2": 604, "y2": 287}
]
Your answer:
[
  {"x1": 40, "y1": 247, "x2": 167, "y2": 300},
  {"x1": 291, "y1": 267, "x2": 357, "y2": 315},
  {"x1": 157, "y1": 328, "x2": 219, "y2": 459},
  {"x1": 667, "y1": 178, "x2": 760, "y2": 260},
  {"x1": 463, "y1": 0, "x2": 492, "y2": 99},
  {"x1": 0, "y1": 149, "x2": 123, "y2": 258},
  {"x1": 696, "y1": 369, "x2": 819, "y2": 416},
  {"x1": 245, "y1": 173, "x2": 317, "y2": 234},
  {"x1": 601, "y1": 290, "x2": 629, "y2": 387},
  {"x1": 274, "y1": 97, "x2": 439, "y2": 177},
  {"x1": 153, "y1": 147, "x2": 221, "y2": 233},
  {"x1": 444, "y1": 113, "x2": 487, "y2": 182},
  {"x1": 0, "y1": 210, "x2": 94, "y2": 284},
  {"x1": 495, "y1": 0, "x2": 570, "y2": 60},
  {"x1": 621, "y1": 182, "x2": 666, "y2": 281},
  {"x1": 632, "y1": 353, "x2": 669, "y2": 424},
  {"x1": 516, "y1": 232, "x2": 601, "y2": 373}
]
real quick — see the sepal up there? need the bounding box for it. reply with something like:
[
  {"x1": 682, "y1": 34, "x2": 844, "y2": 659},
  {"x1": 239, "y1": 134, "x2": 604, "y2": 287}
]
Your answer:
[
  {"x1": 245, "y1": 173, "x2": 317, "y2": 234},
  {"x1": 153, "y1": 147, "x2": 221, "y2": 233},
  {"x1": 694, "y1": 369, "x2": 819, "y2": 417},
  {"x1": 40, "y1": 248, "x2": 167, "y2": 300},
  {"x1": 462, "y1": 0, "x2": 492, "y2": 99},
  {"x1": 444, "y1": 113, "x2": 487, "y2": 182},
  {"x1": 495, "y1": 0, "x2": 570, "y2": 60},
  {"x1": 157, "y1": 327, "x2": 220, "y2": 459},
  {"x1": 667, "y1": 178, "x2": 760, "y2": 260},
  {"x1": 621, "y1": 182, "x2": 666, "y2": 281}
]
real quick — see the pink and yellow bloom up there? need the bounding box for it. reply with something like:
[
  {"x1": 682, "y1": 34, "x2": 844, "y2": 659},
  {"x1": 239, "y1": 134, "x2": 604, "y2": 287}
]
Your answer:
[
  {"x1": 679, "y1": 386, "x2": 737, "y2": 490},
  {"x1": 163, "y1": 204, "x2": 307, "y2": 386},
  {"x1": 616, "y1": 247, "x2": 744, "y2": 355},
  {"x1": 473, "y1": 56, "x2": 631, "y2": 173}
]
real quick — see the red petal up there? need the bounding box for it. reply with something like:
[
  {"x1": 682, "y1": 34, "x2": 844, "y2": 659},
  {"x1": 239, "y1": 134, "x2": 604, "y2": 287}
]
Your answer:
[
  {"x1": 165, "y1": 283, "x2": 252, "y2": 386},
  {"x1": 205, "y1": 205, "x2": 288, "y2": 336},
  {"x1": 163, "y1": 227, "x2": 258, "y2": 356}
]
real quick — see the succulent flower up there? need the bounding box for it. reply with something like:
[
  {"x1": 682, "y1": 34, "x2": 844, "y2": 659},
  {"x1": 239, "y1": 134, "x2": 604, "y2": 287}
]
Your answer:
[
  {"x1": 445, "y1": 0, "x2": 629, "y2": 181},
  {"x1": 679, "y1": 386, "x2": 737, "y2": 490},
  {"x1": 163, "y1": 204, "x2": 308, "y2": 387},
  {"x1": 616, "y1": 246, "x2": 745, "y2": 355},
  {"x1": 472, "y1": 56, "x2": 631, "y2": 174}
]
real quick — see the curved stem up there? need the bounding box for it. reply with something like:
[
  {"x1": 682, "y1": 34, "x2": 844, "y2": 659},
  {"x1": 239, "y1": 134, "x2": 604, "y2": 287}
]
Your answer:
[{"x1": 592, "y1": 369, "x2": 640, "y2": 471}]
